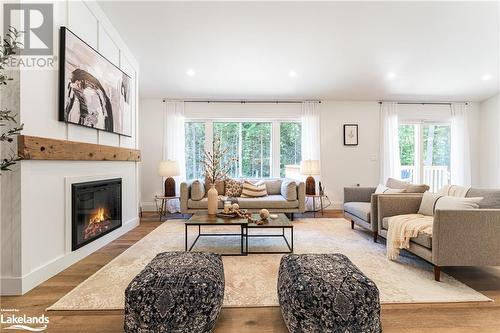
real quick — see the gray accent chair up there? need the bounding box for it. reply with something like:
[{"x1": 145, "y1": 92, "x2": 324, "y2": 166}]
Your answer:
[
  {"x1": 180, "y1": 179, "x2": 306, "y2": 219},
  {"x1": 377, "y1": 188, "x2": 500, "y2": 281},
  {"x1": 344, "y1": 187, "x2": 379, "y2": 242},
  {"x1": 344, "y1": 183, "x2": 427, "y2": 242}
]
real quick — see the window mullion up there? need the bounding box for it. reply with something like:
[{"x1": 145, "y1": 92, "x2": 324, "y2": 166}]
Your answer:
[
  {"x1": 418, "y1": 123, "x2": 424, "y2": 184},
  {"x1": 414, "y1": 124, "x2": 422, "y2": 184},
  {"x1": 271, "y1": 121, "x2": 280, "y2": 178}
]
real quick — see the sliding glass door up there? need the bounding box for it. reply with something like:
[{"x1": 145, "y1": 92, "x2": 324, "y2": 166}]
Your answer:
[{"x1": 399, "y1": 122, "x2": 451, "y2": 192}]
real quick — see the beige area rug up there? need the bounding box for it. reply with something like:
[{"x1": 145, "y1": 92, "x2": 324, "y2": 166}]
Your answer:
[{"x1": 48, "y1": 219, "x2": 491, "y2": 310}]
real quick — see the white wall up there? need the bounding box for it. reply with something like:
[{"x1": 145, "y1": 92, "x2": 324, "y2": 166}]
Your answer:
[
  {"x1": 139, "y1": 99, "x2": 484, "y2": 210},
  {"x1": 139, "y1": 100, "x2": 381, "y2": 209},
  {"x1": 1, "y1": 0, "x2": 140, "y2": 295},
  {"x1": 319, "y1": 101, "x2": 381, "y2": 207},
  {"x1": 139, "y1": 99, "x2": 164, "y2": 210},
  {"x1": 479, "y1": 94, "x2": 500, "y2": 186}
]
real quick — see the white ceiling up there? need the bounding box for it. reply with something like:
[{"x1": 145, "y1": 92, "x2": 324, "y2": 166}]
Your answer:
[{"x1": 98, "y1": 1, "x2": 500, "y2": 101}]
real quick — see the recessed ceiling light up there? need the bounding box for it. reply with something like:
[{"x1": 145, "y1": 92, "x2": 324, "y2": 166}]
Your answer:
[
  {"x1": 387, "y1": 72, "x2": 397, "y2": 79},
  {"x1": 289, "y1": 70, "x2": 297, "y2": 78},
  {"x1": 186, "y1": 68, "x2": 196, "y2": 77},
  {"x1": 482, "y1": 73, "x2": 492, "y2": 81}
]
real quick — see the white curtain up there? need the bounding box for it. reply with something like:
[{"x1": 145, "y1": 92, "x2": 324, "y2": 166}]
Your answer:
[
  {"x1": 163, "y1": 100, "x2": 186, "y2": 212},
  {"x1": 380, "y1": 102, "x2": 401, "y2": 183},
  {"x1": 450, "y1": 103, "x2": 471, "y2": 186},
  {"x1": 301, "y1": 101, "x2": 321, "y2": 211},
  {"x1": 301, "y1": 101, "x2": 321, "y2": 160}
]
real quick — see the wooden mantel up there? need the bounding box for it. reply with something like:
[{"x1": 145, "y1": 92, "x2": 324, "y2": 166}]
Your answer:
[{"x1": 18, "y1": 135, "x2": 141, "y2": 161}]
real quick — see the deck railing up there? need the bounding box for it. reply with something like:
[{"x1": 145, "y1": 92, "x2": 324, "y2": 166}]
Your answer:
[{"x1": 401, "y1": 165, "x2": 450, "y2": 193}]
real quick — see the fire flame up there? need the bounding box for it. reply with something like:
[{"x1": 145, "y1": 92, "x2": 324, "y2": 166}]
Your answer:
[
  {"x1": 89, "y1": 207, "x2": 108, "y2": 224},
  {"x1": 84, "y1": 208, "x2": 112, "y2": 240}
]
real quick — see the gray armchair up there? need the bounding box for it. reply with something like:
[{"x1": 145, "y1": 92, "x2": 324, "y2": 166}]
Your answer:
[
  {"x1": 344, "y1": 181, "x2": 428, "y2": 242},
  {"x1": 343, "y1": 187, "x2": 379, "y2": 242},
  {"x1": 377, "y1": 189, "x2": 500, "y2": 281}
]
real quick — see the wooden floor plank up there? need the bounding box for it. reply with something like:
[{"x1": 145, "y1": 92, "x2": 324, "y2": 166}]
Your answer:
[{"x1": 1, "y1": 210, "x2": 499, "y2": 332}]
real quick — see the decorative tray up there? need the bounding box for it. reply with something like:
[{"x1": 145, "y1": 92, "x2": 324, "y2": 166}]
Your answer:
[{"x1": 216, "y1": 209, "x2": 248, "y2": 218}]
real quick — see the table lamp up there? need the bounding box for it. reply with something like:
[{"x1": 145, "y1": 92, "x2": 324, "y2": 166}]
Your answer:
[
  {"x1": 158, "y1": 160, "x2": 180, "y2": 197},
  {"x1": 300, "y1": 160, "x2": 320, "y2": 195}
]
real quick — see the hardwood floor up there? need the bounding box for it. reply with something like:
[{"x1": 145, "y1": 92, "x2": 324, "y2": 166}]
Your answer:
[{"x1": 2, "y1": 211, "x2": 499, "y2": 333}]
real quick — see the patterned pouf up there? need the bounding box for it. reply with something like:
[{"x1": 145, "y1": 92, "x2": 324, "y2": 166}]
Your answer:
[
  {"x1": 278, "y1": 253, "x2": 381, "y2": 333},
  {"x1": 124, "y1": 251, "x2": 224, "y2": 333}
]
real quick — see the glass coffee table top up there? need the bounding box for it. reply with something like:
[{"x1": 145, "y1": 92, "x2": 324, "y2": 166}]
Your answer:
[
  {"x1": 186, "y1": 212, "x2": 291, "y2": 226},
  {"x1": 185, "y1": 212, "x2": 293, "y2": 255}
]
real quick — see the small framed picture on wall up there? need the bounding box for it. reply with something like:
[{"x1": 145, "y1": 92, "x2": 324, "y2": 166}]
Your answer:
[{"x1": 343, "y1": 124, "x2": 358, "y2": 146}]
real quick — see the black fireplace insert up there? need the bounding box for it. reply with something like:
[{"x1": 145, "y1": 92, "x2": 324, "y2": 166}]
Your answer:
[{"x1": 72, "y1": 178, "x2": 122, "y2": 251}]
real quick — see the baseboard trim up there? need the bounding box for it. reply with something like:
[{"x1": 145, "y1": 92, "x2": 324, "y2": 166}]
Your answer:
[
  {"x1": 141, "y1": 201, "x2": 156, "y2": 212},
  {"x1": 0, "y1": 217, "x2": 140, "y2": 296}
]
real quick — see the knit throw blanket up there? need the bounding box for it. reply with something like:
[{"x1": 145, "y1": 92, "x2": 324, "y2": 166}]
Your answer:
[{"x1": 386, "y1": 214, "x2": 433, "y2": 260}]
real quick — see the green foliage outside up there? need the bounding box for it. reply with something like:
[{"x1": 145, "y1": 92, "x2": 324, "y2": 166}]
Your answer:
[
  {"x1": 214, "y1": 122, "x2": 240, "y2": 178},
  {"x1": 184, "y1": 122, "x2": 205, "y2": 180},
  {"x1": 399, "y1": 125, "x2": 415, "y2": 166},
  {"x1": 398, "y1": 124, "x2": 451, "y2": 181},
  {"x1": 423, "y1": 125, "x2": 450, "y2": 167},
  {"x1": 280, "y1": 122, "x2": 301, "y2": 177},
  {"x1": 184, "y1": 121, "x2": 302, "y2": 180},
  {"x1": 215, "y1": 122, "x2": 271, "y2": 178}
]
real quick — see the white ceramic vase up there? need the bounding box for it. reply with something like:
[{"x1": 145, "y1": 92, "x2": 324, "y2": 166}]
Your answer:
[{"x1": 207, "y1": 184, "x2": 218, "y2": 215}]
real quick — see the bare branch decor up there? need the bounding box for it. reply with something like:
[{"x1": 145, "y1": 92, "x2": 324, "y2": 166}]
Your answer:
[{"x1": 202, "y1": 135, "x2": 238, "y2": 185}]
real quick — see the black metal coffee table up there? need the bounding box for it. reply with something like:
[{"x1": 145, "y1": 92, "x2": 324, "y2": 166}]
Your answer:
[
  {"x1": 185, "y1": 212, "x2": 293, "y2": 256},
  {"x1": 244, "y1": 214, "x2": 293, "y2": 254}
]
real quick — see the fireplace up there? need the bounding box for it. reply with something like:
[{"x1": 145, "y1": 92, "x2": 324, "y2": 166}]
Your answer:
[{"x1": 72, "y1": 178, "x2": 122, "y2": 251}]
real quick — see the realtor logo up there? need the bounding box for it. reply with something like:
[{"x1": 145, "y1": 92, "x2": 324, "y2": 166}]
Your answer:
[{"x1": 3, "y1": 3, "x2": 53, "y2": 55}]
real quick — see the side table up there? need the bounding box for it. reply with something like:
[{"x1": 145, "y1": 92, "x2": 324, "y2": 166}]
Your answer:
[
  {"x1": 154, "y1": 195, "x2": 179, "y2": 221},
  {"x1": 306, "y1": 194, "x2": 325, "y2": 217}
]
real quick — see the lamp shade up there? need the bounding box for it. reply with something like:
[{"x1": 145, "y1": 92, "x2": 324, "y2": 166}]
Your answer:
[
  {"x1": 158, "y1": 160, "x2": 180, "y2": 177},
  {"x1": 300, "y1": 160, "x2": 320, "y2": 175}
]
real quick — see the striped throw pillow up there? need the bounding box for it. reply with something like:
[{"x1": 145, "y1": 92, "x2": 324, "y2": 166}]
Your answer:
[{"x1": 241, "y1": 180, "x2": 268, "y2": 198}]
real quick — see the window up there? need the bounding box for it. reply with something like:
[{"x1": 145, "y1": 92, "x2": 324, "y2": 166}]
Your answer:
[
  {"x1": 280, "y1": 122, "x2": 302, "y2": 177},
  {"x1": 184, "y1": 120, "x2": 301, "y2": 180},
  {"x1": 184, "y1": 122, "x2": 205, "y2": 180},
  {"x1": 214, "y1": 122, "x2": 271, "y2": 178},
  {"x1": 399, "y1": 123, "x2": 451, "y2": 192}
]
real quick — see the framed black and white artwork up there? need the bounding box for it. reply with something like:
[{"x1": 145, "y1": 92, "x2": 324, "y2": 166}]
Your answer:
[
  {"x1": 59, "y1": 27, "x2": 132, "y2": 136},
  {"x1": 343, "y1": 124, "x2": 358, "y2": 146}
]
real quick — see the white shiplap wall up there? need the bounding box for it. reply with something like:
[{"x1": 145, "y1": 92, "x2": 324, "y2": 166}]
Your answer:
[{"x1": 1, "y1": 0, "x2": 140, "y2": 295}]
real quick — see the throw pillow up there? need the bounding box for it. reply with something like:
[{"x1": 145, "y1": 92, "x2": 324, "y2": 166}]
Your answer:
[
  {"x1": 375, "y1": 184, "x2": 405, "y2": 194},
  {"x1": 281, "y1": 180, "x2": 297, "y2": 201},
  {"x1": 205, "y1": 176, "x2": 225, "y2": 195},
  {"x1": 418, "y1": 192, "x2": 483, "y2": 216},
  {"x1": 385, "y1": 178, "x2": 410, "y2": 189},
  {"x1": 437, "y1": 185, "x2": 470, "y2": 197},
  {"x1": 435, "y1": 196, "x2": 483, "y2": 211},
  {"x1": 263, "y1": 179, "x2": 282, "y2": 195},
  {"x1": 418, "y1": 192, "x2": 442, "y2": 216},
  {"x1": 241, "y1": 180, "x2": 268, "y2": 198},
  {"x1": 190, "y1": 180, "x2": 205, "y2": 201},
  {"x1": 225, "y1": 178, "x2": 242, "y2": 197},
  {"x1": 403, "y1": 184, "x2": 430, "y2": 193},
  {"x1": 467, "y1": 188, "x2": 500, "y2": 208}
]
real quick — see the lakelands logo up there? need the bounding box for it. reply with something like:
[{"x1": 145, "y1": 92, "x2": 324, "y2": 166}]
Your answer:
[
  {"x1": 0, "y1": 312, "x2": 49, "y2": 332},
  {"x1": 3, "y1": 3, "x2": 56, "y2": 69}
]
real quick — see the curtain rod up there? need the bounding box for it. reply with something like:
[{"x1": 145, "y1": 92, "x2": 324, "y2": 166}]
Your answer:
[
  {"x1": 378, "y1": 101, "x2": 468, "y2": 105},
  {"x1": 163, "y1": 99, "x2": 321, "y2": 104}
]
